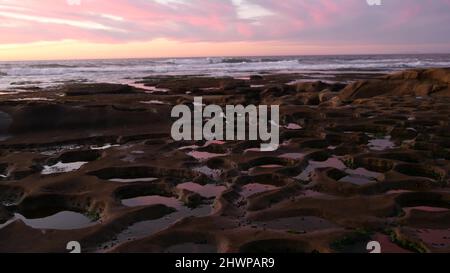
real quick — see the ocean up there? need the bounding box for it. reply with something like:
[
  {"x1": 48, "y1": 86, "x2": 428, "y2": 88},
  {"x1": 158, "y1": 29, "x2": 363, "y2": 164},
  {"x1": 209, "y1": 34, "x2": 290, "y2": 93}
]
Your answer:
[{"x1": 0, "y1": 54, "x2": 449, "y2": 92}]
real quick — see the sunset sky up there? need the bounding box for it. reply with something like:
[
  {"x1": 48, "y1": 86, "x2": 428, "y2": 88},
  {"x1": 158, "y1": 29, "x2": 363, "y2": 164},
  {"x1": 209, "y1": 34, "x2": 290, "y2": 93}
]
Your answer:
[{"x1": 0, "y1": 0, "x2": 450, "y2": 61}]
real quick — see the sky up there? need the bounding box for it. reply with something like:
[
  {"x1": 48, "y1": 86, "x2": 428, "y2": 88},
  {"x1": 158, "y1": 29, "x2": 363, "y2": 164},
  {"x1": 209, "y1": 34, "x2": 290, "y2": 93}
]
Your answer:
[{"x1": 0, "y1": 0, "x2": 449, "y2": 60}]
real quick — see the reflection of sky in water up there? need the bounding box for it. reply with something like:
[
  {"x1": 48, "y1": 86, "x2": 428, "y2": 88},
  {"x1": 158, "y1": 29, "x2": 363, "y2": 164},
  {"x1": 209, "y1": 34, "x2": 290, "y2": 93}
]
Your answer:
[
  {"x1": 99, "y1": 200, "x2": 212, "y2": 252},
  {"x1": 193, "y1": 166, "x2": 223, "y2": 181},
  {"x1": 109, "y1": 177, "x2": 158, "y2": 183},
  {"x1": 278, "y1": 153, "x2": 305, "y2": 160},
  {"x1": 187, "y1": 151, "x2": 228, "y2": 161},
  {"x1": 41, "y1": 161, "x2": 87, "y2": 175},
  {"x1": 121, "y1": 195, "x2": 182, "y2": 208},
  {"x1": 339, "y1": 167, "x2": 385, "y2": 185},
  {"x1": 367, "y1": 135, "x2": 396, "y2": 151},
  {"x1": 100, "y1": 182, "x2": 224, "y2": 251},
  {"x1": 295, "y1": 157, "x2": 384, "y2": 185},
  {"x1": 177, "y1": 182, "x2": 226, "y2": 198},
  {"x1": 1, "y1": 211, "x2": 96, "y2": 230},
  {"x1": 416, "y1": 229, "x2": 450, "y2": 249},
  {"x1": 295, "y1": 157, "x2": 346, "y2": 181}
]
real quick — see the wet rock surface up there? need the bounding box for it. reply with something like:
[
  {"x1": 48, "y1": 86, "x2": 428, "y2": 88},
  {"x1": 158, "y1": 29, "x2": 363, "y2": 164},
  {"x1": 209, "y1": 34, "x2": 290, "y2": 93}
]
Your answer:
[
  {"x1": 0, "y1": 68, "x2": 449, "y2": 253},
  {"x1": 339, "y1": 68, "x2": 450, "y2": 101}
]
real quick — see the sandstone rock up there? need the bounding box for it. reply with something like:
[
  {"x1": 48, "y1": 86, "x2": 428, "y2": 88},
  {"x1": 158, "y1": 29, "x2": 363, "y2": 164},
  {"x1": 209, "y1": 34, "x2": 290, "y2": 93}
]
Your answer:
[
  {"x1": 386, "y1": 69, "x2": 421, "y2": 80},
  {"x1": 63, "y1": 83, "x2": 134, "y2": 96},
  {"x1": 295, "y1": 81, "x2": 346, "y2": 93},
  {"x1": 320, "y1": 96, "x2": 342, "y2": 108},
  {"x1": 339, "y1": 68, "x2": 450, "y2": 101},
  {"x1": 1, "y1": 103, "x2": 169, "y2": 135},
  {"x1": 261, "y1": 85, "x2": 285, "y2": 97},
  {"x1": 220, "y1": 79, "x2": 249, "y2": 90},
  {"x1": 295, "y1": 81, "x2": 329, "y2": 93},
  {"x1": 386, "y1": 68, "x2": 450, "y2": 83},
  {"x1": 250, "y1": 75, "x2": 264, "y2": 81},
  {"x1": 318, "y1": 90, "x2": 337, "y2": 103},
  {"x1": 294, "y1": 92, "x2": 320, "y2": 105}
]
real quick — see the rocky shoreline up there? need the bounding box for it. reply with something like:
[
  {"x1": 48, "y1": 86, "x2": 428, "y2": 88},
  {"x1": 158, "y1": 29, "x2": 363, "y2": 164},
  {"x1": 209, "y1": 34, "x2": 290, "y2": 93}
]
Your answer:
[{"x1": 0, "y1": 68, "x2": 449, "y2": 253}]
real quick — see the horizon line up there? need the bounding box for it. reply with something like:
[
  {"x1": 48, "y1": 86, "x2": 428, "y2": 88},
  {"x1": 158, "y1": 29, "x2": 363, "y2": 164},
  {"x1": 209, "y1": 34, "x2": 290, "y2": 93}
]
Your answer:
[{"x1": 2, "y1": 52, "x2": 450, "y2": 63}]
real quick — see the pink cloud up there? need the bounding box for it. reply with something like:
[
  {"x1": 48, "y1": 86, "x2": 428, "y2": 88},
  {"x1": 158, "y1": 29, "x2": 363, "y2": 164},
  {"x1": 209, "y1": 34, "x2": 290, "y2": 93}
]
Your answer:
[{"x1": 0, "y1": 0, "x2": 449, "y2": 53}]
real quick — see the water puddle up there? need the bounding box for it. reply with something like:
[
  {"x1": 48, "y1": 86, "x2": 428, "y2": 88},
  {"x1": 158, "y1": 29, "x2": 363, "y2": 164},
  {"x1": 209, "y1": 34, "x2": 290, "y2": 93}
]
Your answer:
[
  {"x1": 294, "y1": 156, "x2": 384, "y2": 185},
  {"x1": 249, "y1": 164, "x2": 284, "y2": 174},
  {"x1": 338, "y1": 167, "x2": 385, "y2": 185},
  {"x1": 0, "y1": 211, "x2": 98, "y2": 230},
  {"x1": 367, "y1": 135, "x2": 396, "y2": 151},
  {"x1": 244, "y1": 148, "x2": 264, "y2": 153},
  {"x1": 109, "y1": 177, "x2": 158, "y2": 183},
  {"x1": 178, "y1": 144, "x2": 200, "y2": 150},
  {"x1": 371, "y1": 233, "x2": 412, "y2": 253},
  {"x1": 90, "y1": 144, "x2": 120, "y2": 150},
  {"x1": 193, "y1": 166, "x2": 222, "y2": 180},
  {"x1": 415, "y1": 228, "x2": 450, "y2": 249},
  {"x1": 98, "y1": 203, "x2": 212, "y2": 252},
  {"x1": 122, "y1": 195, "x2": 181, "y2": 208},
  {"x1": 176, "y1": 182, "x2": 226, "y2": 198},
  {"x1": 284, "y1": 123, "x2": 303, "y2": 130},
  {"x1": 140, "y1": 100, "x2": 168, "y2": 105},
  {"x1": 187, "y1": 151, "x2": 227, "y2": 161},
  {"x1": 295, "y1": 157, "x2": 346, "y2": 181},
  {"x1": 179, "y1": 140, "x2": 225, "y2": 151},
  {"x1": 40, "y1": 145, "x2": 83, "y2": 156},
  {"x1": 128, "y1": 83, "x2": 169, "y2": 93},
  {"x1": 403, "y1": 206, "x2": 449, "y2": 213},
  {"x1": 278, "y1": 153, "x2": 305, "y2": 160},
  {"x1": 338, "y1": 176, "x2": 373, "y2": 185},
  {"x1": 205, "y1": 140, "x2": 226, "y2": 146},
  {"x1": 12, "y1": 98, "x2": 55, "y2": 102},
  {"x1": 42, "y1": 161, "x2": 87, "y2": 175},
  {"x1": 257, "y1": 164, "x2": 283, "y2": 169},
  {"x1": 234, "y1": 76, "x2": 250, "y2": 80}
]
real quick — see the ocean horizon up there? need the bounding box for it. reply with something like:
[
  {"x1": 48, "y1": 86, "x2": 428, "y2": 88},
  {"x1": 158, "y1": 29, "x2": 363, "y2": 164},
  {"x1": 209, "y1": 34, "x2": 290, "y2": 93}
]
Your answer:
[{"x1": 1, "y1": 53, "x2": 450, "y2": 92}]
